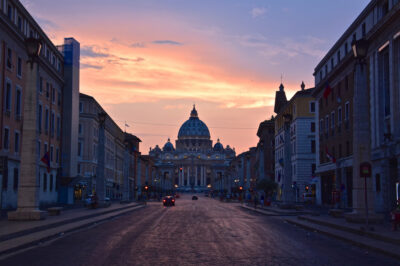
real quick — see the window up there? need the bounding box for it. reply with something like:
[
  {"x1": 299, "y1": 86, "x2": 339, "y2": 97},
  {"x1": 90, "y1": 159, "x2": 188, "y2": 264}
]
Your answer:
[
  {"x1": 44, "y1": 143, "x2": 48, "y2": 154},
  {"x1": 78, "y1": 142, "x2": 82, "y2": 156},
  {"x1": 51, "y1": 111, "x2": 55, "y2": 137},
  {"x1": 3, "y1": 128, "x2": 9, "y2": 149},
  {"x1": 50, "y1": 146, "x2": 54, "y2": 162},
  {"x1": 79, "y1": 102, "x2": 83, "y2": 113},
  {"x1": 57, "y1": 91, "x2": 61, "y2": 106},
  {"x1": 46, "y1": 82, "x2": 50, "y2": 98},
  {"x1": 15, "y1": 88, "x2": 21, "y2": 117},
  {"x1": 311, "y1": 122, "x2": 315, "y2": 133},
  {"x1": 17, "y1": 16, "x2": 22, "y2": 31},
  {"x1": 310, "y1": 102, "x2": 315, "y2": 113},
  {"x1": 50, "y1": 175, "x2": 53, "y2": 191},
  {"x1": 13, "y1": 168, "x2": 18, "y2": 191},
  {"x1": 77, "y1": 163, "x2": 81, "y2": 174},
  {"x1": 338, "y1": 107, "x2": 342, "y2": 124},
  {"x1": 379, "y1": 47, "x2": 390, "y2": 117},
  {"x1": 38, "y1": 104, "x2": 42, "y2": 133},
  {"x1": 14, "y1": 132, "x2": 19, "y2": 153},
  {"x1": 7, "y1": 3, "x2": 12, "y2": 20},
  {"x1": 45, "y1": 108, "x2": 49, "y2": 133},
  {"x1": 51, "y1": 87, "x2": 55, "y2": 103},
  {"x1": 79, "y1": 123, "x2": 82, "y2": 134},
  {"x1": 6, "y1": 48, "x2": 12, "y2": 69},
  {"x1": 43, "y1": 173, "x2": 47, "y2": 191},
  {"x1": 331, "y1": 58, "x2": 334, "y2": 69},
  {"x1": 5, "y1": 81, "x2": 11, "y2": 112},
  {"x1": 311, "y1": 140, "x2": 316, "y2": 153},
  {"x1": 17, "y1": 57, "x2": 22, "y2": 77},
  {"x1": 331, "y1": 112, "x2": 335, "y2": 129},
  {"x1": 312, "y1": 164, "x2": 316, "y2": 175},
  {"x1": 339, "y1": 144, "x2": 342, "y2": 158},
  {"x1": 337, "y1": 50, "x2": 341, "y2": 63},
  {"x1": 325, "y1": 65, "x2": 328, "y2": 76},
  {"x1": 345, "y1": 102, "x2": 350, "y2": 121},
  {"x1": 344, "y1": 42, "x2": 348, "y2": 55}
]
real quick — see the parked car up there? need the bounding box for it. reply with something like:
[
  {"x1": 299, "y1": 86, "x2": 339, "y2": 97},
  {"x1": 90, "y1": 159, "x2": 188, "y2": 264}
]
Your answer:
[
  {"x1": 163, "y1": 196, "x2": 175, "y2": 206},
  {"x1": 85, "y1": 195, "x2": 110, "y2": 208},
  {"x1": 192, "y1": 195, "x2": 198, "y2": 200}
]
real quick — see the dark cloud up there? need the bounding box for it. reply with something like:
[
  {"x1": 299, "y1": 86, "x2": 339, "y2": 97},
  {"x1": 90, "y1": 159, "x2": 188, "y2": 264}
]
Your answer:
[
  {"x1": 152, "y1": 40, "x2": 183, "y2": 46},
  {"x1": 81, "y1": 63, "x2": 103, "y2": 70},
  {"x1": 81, "y1": 46, "x2": 109, "y2": 58},
  {"x1": 131, "y1": 42, "x2": 146, "y2": 48}
]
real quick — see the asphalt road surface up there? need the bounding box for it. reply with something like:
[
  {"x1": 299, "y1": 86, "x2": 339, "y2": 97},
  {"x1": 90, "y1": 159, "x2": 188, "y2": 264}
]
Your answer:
[{"x1": 1, "y1": 195, "x2": 398, "y2": 266}]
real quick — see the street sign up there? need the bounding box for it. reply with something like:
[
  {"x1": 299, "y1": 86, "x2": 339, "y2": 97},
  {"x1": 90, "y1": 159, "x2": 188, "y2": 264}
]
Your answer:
[{"x1": 360, "y1": 162, "x2": 371, "y2": 178}]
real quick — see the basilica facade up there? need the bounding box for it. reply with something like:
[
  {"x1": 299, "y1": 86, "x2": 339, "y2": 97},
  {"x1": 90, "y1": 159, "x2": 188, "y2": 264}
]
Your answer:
[{"x1": 149, "y1": 106, "x2": 235, "y2": 192}]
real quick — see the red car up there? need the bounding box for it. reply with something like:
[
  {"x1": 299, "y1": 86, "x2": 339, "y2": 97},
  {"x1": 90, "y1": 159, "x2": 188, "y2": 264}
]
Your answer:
[{"x1": 163, "y1": 196, "x2": 175, "y2": 206}]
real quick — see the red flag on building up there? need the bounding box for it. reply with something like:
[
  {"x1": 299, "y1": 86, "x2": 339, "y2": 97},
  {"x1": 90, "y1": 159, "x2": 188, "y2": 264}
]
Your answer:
[
  {"x1": 325, "y1": 147, "x2": 336, "y2": 163},
  {"x1": 41, "y1": 151, "x2": 51, "y2": 173},
  {"x1": 323, "y1": 83, "x2": 332, "y2": 99}
]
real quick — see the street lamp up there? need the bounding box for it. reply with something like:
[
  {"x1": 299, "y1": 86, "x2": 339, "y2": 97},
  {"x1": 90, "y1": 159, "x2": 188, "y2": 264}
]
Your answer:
[
  {"x1": 25, "y1": 37, "x2": 42, "y2": 68},
  {"x1": 351, "y1": 38, "x2": 368, "y2": 62},
  {"x1": 98, "y1": 111, "x2": 107, "y2": 127}
]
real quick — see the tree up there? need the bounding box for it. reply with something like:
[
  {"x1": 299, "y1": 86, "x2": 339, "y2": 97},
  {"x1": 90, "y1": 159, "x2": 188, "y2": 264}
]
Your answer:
[{"x1": 256, "y1": 179, "x2": 277, "y2": 196}]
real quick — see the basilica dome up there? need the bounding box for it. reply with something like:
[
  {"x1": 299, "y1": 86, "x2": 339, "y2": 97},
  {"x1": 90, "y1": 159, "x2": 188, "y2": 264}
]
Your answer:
[
  {"x1": 163, "y1": 138, "x2": 175, "y2": 152},
  {"x1": 177, "y1": 105, "x2": 210, "y2": 139}
]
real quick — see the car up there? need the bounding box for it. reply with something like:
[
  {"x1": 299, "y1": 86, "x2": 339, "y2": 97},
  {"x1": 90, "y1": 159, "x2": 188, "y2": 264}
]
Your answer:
[
  {"x1": 85, "y1": 195, "x2": 110, "y2": 208},
  {"x1": 192, "y1": 195, "x2": 198, "y2": 200},
  {"x1": 163, "y1": 196, "x2": 175, "y2": 206}
]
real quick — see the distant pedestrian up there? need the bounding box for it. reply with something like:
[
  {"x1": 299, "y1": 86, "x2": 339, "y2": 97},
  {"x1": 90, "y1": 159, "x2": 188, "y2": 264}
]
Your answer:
[
  {"x1": 260, "y1": 194, "x2": 265, "y2": 207},
  {"x1": 254, "y1": 194, "x2": 258, "y2": 209}
]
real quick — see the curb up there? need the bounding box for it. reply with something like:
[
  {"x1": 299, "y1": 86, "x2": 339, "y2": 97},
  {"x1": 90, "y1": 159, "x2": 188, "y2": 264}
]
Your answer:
[
  {"x1": 285, "y1": 217, "x2": 400, "y2": 261},
  {"x1": 0, "y1": 203, "x2": 142, "y2": 243},
  {"x1": 240, "y1": 205, "x2": 298, "y2": 216},
  {"x1": 0, "y1": 204, "x2": 145, "y2": 258},
  {"x1": 298, "y1": 215, "x2": 400, "y2": 246}
]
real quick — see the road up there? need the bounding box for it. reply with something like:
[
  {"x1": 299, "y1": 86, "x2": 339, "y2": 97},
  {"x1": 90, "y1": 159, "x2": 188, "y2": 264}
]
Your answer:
[{"x1": 1, "y1": 195, "x2": 398, "y2": 266}]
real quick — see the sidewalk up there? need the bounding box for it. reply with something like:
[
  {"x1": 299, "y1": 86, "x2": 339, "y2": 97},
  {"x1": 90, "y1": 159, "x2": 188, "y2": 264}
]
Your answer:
[
  {"x1": 241, "y1": 204, "x2": 400, "y2": 260},
  {"x1": 0, "y1": 202, "x2": 144, "y2": 258}
]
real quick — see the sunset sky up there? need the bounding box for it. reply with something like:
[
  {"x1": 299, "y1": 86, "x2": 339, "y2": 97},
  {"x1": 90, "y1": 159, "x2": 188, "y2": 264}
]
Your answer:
[{"x1": 21, "y1": 0, "x2": 369, "y2": 154}]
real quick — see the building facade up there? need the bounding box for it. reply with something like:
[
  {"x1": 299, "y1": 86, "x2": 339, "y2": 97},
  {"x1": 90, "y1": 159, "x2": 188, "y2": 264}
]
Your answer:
[
  {"x1": 313, "y1": 0, "x2": 400, "y2": 218},
  {"x1": 274, "y1": 83, "x2": 316, "y2": 202},
  {"x1": 0, "y1": 0, "x2": 73, "y2": 210},
  {"x1": 149, "y1": 106, "x2": 235, "y2": 193},
  {"x1": 78, "y1": 93, "x2": 131, "y2": 201},
  {"x1": 256, "y1": 117, "x2": 275, "y2": 183}
]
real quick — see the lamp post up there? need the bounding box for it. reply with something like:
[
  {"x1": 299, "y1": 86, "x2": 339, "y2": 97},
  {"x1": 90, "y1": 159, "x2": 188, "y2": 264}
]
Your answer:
[
  {"x1": 282, "y1": 113, "x2": 294, "y2": 204},
  {"x1": 8, "y1": 38, "x2": 44, "y2": 220},
  {"x1": 122, "y1": 139, "x2": 130, "y2": 202},
  {"x1": 96, "y1": 112, "x2": 107, "y2": 206}
]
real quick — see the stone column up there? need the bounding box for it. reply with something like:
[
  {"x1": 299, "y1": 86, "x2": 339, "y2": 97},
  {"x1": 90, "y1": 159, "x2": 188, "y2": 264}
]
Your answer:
[
  {"x1": 97, "y1": 119, "x2": 106, "y2": 205},
  {"x1": 8, "y1": 61, "x2": 46, "y2": 220},
  {"x1": 195, "y1": 166, "x2": 198, "y2": 187},
  {"x1": 282, "y1": 122, "x2": 294, "y2": 203},
  {"x1": 122, "y1": 144, "x2": 130, "y2": 201},
  {"x1": 351, "y1": 61, "x2": 374, "y2": 215}
]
